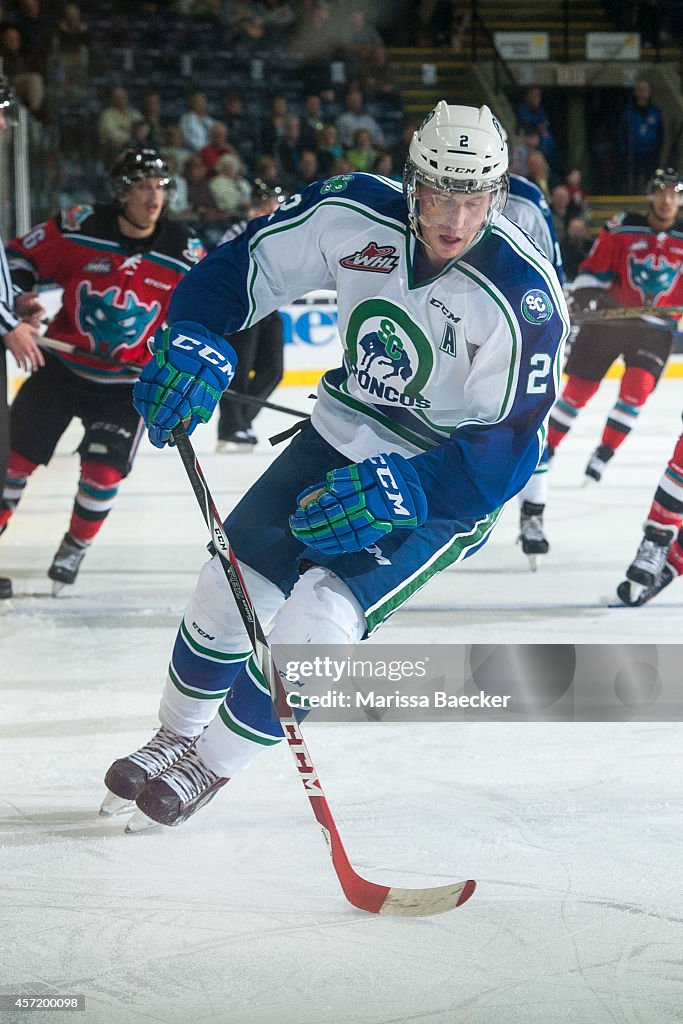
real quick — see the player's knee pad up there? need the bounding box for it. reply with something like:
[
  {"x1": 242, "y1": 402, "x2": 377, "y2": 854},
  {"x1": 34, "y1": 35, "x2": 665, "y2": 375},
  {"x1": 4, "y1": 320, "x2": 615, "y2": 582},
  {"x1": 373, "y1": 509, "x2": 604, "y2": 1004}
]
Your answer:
[
  {"x1": 619, "y1": 366, "x2": 656, "y2": 406},
  {"x1": 189, "y1": 554, "x2": 286, "y2": 649},
  {"x1": 268, "y1": 565, "x2": 366, "y2": 647}
]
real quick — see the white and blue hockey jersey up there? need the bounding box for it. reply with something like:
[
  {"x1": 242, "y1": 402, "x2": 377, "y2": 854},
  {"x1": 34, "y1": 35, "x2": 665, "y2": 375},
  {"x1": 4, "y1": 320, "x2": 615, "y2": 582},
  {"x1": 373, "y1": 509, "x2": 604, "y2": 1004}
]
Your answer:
[
  {"x1": 169, "y1": 173, "x2": 569, "y2": 524},
  {"x1": 505, "y1": 172, "x2": 565, "y2": 285}
]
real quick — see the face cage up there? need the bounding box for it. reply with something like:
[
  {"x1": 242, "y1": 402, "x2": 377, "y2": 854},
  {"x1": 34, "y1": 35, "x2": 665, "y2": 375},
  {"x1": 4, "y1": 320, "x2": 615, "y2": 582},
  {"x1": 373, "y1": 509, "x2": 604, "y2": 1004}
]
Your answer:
[{"x1": 403, "y1": 163, "x2": 509, "y2": 240}]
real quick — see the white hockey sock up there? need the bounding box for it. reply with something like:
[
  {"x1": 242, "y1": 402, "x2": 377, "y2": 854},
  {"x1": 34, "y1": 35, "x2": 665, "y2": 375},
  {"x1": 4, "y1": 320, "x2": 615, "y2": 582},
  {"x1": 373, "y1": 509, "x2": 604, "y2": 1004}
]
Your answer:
[{"x1": 196, "y1": 567, "x2": 366, "y2": 778}]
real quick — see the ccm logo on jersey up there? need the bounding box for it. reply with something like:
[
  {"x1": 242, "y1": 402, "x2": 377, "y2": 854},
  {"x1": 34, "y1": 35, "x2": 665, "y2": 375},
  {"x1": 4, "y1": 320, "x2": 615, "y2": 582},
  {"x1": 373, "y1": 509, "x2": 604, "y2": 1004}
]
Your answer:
[
  {"x1": 172, "y1": 334, "x2": 234, "y2": 374},
  {"x1": 339, "y1": 242, "x2": 400, "y2": 273},
  {"x1": 370, "y1": 455, "x2": 413, "y2": 518}
]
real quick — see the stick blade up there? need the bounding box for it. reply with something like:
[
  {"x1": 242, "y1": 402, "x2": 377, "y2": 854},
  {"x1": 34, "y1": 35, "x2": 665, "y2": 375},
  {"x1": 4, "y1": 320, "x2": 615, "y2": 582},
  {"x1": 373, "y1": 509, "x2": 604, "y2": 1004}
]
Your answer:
[{"x1": 378, "y1": 878, "x2": 476, "y2": 916}]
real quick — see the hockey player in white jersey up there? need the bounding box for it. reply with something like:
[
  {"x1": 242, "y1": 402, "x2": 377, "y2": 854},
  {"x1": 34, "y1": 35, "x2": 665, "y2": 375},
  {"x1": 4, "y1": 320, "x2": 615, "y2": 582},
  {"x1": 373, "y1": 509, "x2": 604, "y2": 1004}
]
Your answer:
[
  {"x1": 101, "y1": 102, "x2": 569, "y2": 829},
  {"x1": 505, "y1": 172, "x2": 566, "y2": 569}
]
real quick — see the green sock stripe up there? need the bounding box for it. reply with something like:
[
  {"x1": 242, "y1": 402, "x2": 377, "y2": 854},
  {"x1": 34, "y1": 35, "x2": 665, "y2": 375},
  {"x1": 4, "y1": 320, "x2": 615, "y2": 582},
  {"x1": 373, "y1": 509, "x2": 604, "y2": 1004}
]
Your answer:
[
  {"x1": 180, "y1": 620, "x2": 250, "y2": 663},
  {"x1": 218, "y1": 702, "x2": 282, "y2": 746},
  {"x1": 168, "y1": 662, "x2": 230, "y2": 700}
]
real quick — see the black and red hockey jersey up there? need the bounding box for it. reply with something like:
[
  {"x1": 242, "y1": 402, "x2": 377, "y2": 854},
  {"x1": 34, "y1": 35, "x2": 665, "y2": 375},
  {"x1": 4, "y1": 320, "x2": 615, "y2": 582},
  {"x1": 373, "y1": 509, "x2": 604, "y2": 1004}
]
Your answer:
[
  {"x1": 574, "y1": 213, "x2": 683, "y2": 310},
  {"x1": 6, "y1": 203, "x2": 205, "y2": 383}
]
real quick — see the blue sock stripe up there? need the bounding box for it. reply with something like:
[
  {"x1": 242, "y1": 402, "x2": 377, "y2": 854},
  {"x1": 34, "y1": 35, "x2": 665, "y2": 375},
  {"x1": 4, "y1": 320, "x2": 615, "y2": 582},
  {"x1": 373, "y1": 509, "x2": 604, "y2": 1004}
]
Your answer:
[
  {"x1": 555, "y1": 399, "x2": 579, "y2": 418},
  {"x1": 222, "y1": 661, "x2": 283, "y2": 739},
  {"x1": 79, "y1": 480, "x2": 120, "y2": 501},
  {"x1": 218, "y1": 701, "x2": 283, "y2": 745},
  {"x1": 614, "y1": 400, "x2": 640, "y2": 417},
  {"x1": 168, "y1": 662, "x2": 230, "y2": 700}
]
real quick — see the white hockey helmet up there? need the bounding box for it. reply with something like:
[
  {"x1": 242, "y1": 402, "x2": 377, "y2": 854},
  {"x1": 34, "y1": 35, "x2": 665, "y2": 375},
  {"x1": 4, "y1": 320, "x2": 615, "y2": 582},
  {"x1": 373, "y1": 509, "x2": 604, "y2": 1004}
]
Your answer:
[{"x1": 404, "y1": 102, "x2": 509, "y2": 237}]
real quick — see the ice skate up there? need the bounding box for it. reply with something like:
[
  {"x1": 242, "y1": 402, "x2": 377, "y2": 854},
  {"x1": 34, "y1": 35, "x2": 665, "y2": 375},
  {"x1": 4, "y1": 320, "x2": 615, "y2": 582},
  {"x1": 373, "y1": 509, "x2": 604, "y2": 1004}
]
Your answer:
[
  {"x1": 583, "y1": 444, "x2": 614, "y2": 485},
  {"x1": 48, "y1": 532, "x2": 88, "y2": 594},
  {"x1": 127, "y1": 746, "x2": 229, "y2": 830},
  {"x1": 517, "y1": 501, "x2": 549, "y2": 571},
  {"x1": 618, "y1": 526, "x2": 674, "y2": 603},
  {"x1": 216, "y1": 429, "x2": 257, "y2": 453},
  {"x1": 100, "y1": 725, "x2": 199, "y2": 817},
  {"x1": 616, "y1": 565, "x2": 675, "y2": 607}
]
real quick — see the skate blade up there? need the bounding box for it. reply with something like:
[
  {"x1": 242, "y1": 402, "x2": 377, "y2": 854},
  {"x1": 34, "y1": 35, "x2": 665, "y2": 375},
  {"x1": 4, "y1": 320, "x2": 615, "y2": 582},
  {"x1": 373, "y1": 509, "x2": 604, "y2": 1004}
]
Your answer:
[
  {"x1": 627, "y1": 580, "x2": 646, "y2": 603},
  {"x1": 527, "y1": 554, "x2": 539, "y2": 572},
  {"x1": 51, "y1": 580, "x2": 68, "y2": 597},
  {"x1": 99, "y1": 791, "x2": 134, "y2": 817},
  {"x1": 125, "y1": 808, "x2": 162, "y2": 833},
  {"x1": 582, "y1": 475, "x2": 599, "y2": 488}
]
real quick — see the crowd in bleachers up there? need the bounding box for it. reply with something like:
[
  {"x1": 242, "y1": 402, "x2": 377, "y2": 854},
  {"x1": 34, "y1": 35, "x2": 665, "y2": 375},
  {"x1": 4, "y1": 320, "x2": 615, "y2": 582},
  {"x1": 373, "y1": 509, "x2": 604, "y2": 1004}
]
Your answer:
[{"x1": 0, "y1": 0, "x2": 680, "y2": 255}]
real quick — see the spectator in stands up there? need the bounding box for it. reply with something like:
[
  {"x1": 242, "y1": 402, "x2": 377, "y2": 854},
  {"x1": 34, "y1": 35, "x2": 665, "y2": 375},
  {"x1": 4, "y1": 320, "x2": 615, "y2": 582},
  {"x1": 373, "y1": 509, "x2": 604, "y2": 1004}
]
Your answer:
[
  {"x1": 127, "y1": 119, "x2": 152, "y2": 149},
  {"x1": 565, "y1": 168, "x2": 587, "y2": 219},
  {"x1": 260, "y1": 0, "x2": 295, "y2": 39},
  {"x1": 0, "y1": 23, "x2": 44, "y2": 115},
  {"x1": 373, "y1": 150, "x2": 399, "y2": 180},
  {"x1": 208, "y1": 152, "x2": 251, "y2": 218},
  {"x1": 290, "y1": 1, "x2": 339, "y2": 80},
  {"x1": 549, "y1": 183, "x2": 570, "y2": 242},
  {"x1": 429, "y1": 0, "x2": 468, "y2": 50},
  {"x1": 297, "y1": 148, "x2": 322, "y2": 189},
  {"x1": 141, "y1": 89, "x2": 165, "y2": 150},
  {"x1": 560, "y1": 215, "x2": 592, "y2": 281},
  {"x1": 526, "y1": 149, "x2": 553, "y2": 202},
  {"x1": 184, "y1": 153, "x2": 222, "y2": 221},
  {"x1": 165, "y1": 153, "x2": 190, "y2": 219},
  {"x1": 390, "y1": 117, "x2": 418, "y2": 174},
  {"x1": 346, "y1": 127, "x2": 378, "y2": 172},
  {"x1": 315, "y1": 122, "x2": 342, "y2": 176},
  {"x1": 221, "y1": 90, "x2": 252, "y2": 164},
  {"x1": 201, "y1": 121, "x2": 236, "y2": 176},
  {"x1": 98, "y1": 86, "x2": 142, "y2": 165},
  {"x1": 261, "y1": 93, "x2": 289, "y2": 155},
  {"x1": 516, "y1": 87, "x2": 556, "y2": 163},
  {"x1": 53, "y1": 2, "x2": 89, "y2": 87},
  {"x1": 342, "y1": 8, "x2": 385, "y2": 80},
  {"x1": 161, "y1": 124, "x2": 192, "y2": 171},
  {"x1": 300, "y1": 93, "x2": 324, "y2": 150},
  {"x1": 253, "y1": 152, "x2": 280, "y2": 188},
  {"x1": 618, "y1": 78, "x2": 663, "y2": 193},
  {"x1": 336, "y1": 86, "x2": 384, "y2": 149},
  {"x1": 179, "y1": 91, "x2": 215, "y2": 152},
  {"x1": 274, "y1": 114, "x2": 303, "y2": 188},
  {"x1": 13, "y1": 0, "x2": 46, "y2": 59}
]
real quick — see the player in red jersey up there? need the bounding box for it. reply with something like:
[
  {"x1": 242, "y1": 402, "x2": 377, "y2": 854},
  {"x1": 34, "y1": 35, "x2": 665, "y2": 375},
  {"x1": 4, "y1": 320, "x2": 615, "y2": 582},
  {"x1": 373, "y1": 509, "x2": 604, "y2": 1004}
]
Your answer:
[
  {"x1": 615, "y1": 418, "x2": 683, "y2": 605},
  {"x1": 0, "y1": 147, "x2": 205, "y2": 593},
  {"x1": 548, "y1": 167, "x2": 683, "y2": 484}
]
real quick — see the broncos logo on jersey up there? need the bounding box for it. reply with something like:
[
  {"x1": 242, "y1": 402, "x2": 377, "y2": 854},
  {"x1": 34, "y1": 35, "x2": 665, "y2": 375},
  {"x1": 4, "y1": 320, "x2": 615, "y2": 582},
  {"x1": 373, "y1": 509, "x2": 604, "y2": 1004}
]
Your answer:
[
  {"x1": 628, "y1": 254, "x2": 679, "y2": 305},
  {"x1": 76, "y1": 282, "x2": 161, "y2": 356}
]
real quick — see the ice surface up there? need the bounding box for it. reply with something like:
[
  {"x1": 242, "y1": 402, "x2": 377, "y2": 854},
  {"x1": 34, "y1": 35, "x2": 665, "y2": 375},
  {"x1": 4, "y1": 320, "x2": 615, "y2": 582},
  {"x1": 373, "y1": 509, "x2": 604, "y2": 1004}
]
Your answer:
[{"x1": 1, "y1": 382, "x2": 682, "y2": 1023}]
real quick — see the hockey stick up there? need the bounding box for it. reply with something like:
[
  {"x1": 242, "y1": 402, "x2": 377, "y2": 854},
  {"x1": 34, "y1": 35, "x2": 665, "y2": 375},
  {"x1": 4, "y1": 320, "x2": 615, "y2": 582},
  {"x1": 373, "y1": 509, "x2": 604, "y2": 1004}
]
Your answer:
[
  {"x1": 573, "y1": 305, "x2": 683, "y2": 325},
  {"x1": 35, "y1": 335, "x2": 310, "y2": 419},
  {"x1": 171, "y1": 424, "x2": 476, "y2": 916}
]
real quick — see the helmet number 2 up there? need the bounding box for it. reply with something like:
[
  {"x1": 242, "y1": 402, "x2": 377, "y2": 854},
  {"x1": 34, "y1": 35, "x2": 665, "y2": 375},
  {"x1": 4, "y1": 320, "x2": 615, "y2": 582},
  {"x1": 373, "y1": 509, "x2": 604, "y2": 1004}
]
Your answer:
[
  {"x1": 459, "y1": 135, "x2": 469, "y2": 147},
  {"x1": 527, "y1": 353, "x2": 552, "y2": 394}
]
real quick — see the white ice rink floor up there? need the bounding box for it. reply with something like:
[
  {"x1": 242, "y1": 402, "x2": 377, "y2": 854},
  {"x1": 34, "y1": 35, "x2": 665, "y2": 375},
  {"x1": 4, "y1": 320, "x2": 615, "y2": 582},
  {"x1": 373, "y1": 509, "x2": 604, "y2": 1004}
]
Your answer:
[{"x1": 1, "y1": 380, "x2": 682, "y2": 1024}]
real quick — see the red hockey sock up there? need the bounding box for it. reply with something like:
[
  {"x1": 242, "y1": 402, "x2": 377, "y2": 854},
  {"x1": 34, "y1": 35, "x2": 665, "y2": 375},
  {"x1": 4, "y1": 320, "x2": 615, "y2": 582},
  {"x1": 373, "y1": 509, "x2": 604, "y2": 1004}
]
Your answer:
[
  {"x1": 0, "y1": 451, "x2": 39, "y2": 528},
  {"x1": 547, "y1": 376, "x2": 600, "y2": 450},
  {"x1": 69, "y1": 461, "x2": 123, "y2": 544},
  {"x1": 667, "y1": 538, "x2": 683, "y2": 577},
  {"x1": 601, "y1": 367, "x2": 656, "y2": 451}
]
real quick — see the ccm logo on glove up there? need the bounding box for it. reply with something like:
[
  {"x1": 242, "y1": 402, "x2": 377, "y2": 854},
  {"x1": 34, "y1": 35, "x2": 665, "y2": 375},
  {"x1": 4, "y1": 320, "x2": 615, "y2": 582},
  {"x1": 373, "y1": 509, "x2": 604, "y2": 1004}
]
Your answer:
[
  {"x1": 368, "y1": 455, "x2": 415, "y2": 519},
  {"x1": 171, "y1": 333, "x2": 234, "y2": 375}
]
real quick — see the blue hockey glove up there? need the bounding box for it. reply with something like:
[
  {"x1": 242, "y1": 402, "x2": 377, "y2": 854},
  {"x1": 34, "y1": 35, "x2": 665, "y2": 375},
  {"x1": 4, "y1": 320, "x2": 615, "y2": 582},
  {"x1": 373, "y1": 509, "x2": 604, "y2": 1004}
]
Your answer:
[
  {"x1": 289, "y1": 453, "x2": 428, "y2": 555},
  {"x1": 133, "y1": 321, "x2": 237, "y2": 448}
]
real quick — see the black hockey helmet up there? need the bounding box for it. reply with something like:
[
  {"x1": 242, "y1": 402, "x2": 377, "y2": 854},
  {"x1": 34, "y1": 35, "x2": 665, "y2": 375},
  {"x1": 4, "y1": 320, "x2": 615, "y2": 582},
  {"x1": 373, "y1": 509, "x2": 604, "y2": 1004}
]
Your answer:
[
  {"x1": 110, "y1": 146, "x2": 175, "y2": 200},
  {"x1": 0, "y1": 75, "x2": 19, "y2": 127},
  {"x1": 646, "y1": 167, "x2": 683, "y2": 196},
  {"x1": 250, "y1": 177, "x2": 286, "y2": 206}
]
